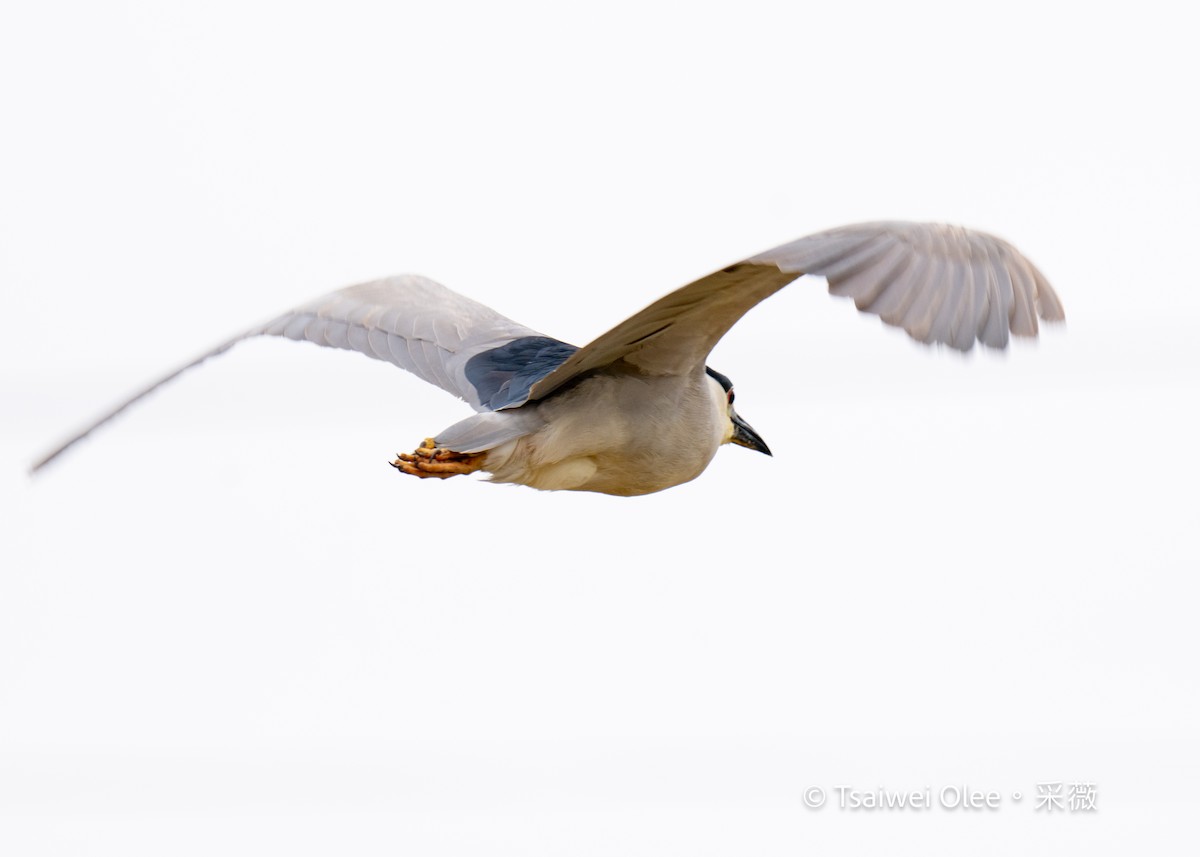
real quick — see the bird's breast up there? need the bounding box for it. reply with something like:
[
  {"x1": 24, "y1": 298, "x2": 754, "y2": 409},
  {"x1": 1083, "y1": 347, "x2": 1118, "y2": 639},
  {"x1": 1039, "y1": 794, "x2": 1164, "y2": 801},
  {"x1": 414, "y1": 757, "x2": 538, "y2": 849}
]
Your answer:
[{"x1": 485, "y1": 372, "x2": 724, "y2": 496}]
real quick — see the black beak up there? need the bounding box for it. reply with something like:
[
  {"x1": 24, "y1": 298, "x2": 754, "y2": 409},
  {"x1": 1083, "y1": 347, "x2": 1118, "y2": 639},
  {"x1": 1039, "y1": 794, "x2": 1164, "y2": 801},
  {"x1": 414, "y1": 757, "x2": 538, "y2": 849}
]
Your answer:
[{"x1": 731, "y1": 411, "x2": 772, "y2": 456}]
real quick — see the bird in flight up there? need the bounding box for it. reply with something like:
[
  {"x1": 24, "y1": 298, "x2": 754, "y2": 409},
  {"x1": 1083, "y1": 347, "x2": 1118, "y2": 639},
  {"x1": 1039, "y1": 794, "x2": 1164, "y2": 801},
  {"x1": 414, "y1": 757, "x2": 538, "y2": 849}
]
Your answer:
[{"x1": 33, "y1": 222, "x2": 1063, "y2": 495}]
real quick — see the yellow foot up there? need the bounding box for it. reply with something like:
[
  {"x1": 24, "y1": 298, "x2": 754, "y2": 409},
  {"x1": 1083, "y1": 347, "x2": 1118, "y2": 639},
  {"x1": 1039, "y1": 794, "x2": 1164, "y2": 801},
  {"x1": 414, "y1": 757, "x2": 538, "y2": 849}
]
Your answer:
[{"x1": 390, "y1": 439, "x2": 486, "y2": 480}]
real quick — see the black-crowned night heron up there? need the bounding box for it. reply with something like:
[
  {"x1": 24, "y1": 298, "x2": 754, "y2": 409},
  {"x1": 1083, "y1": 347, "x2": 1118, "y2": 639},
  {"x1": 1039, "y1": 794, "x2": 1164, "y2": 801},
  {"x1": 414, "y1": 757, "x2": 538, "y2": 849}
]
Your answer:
[{"x1": 33, "y1": 222, "x2": 1063, "y2": 495}]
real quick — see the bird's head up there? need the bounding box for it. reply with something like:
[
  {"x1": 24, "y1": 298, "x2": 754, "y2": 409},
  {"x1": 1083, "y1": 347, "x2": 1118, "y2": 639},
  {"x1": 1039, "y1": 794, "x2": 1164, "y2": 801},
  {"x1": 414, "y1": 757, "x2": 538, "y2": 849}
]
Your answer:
[{"x1": 706, "y1": 367, "x2": 771, "y2": 457}]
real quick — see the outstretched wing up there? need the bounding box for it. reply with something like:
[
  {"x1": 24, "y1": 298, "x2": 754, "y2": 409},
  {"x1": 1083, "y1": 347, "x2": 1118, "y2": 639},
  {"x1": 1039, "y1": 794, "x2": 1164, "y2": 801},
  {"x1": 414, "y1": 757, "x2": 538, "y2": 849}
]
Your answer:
[
  {"x1": 527, "y1": 221, "x2": 1064, "y2": 402},
  {"x1": 259, "y1": 276, "x2": 575, "y2": 410},
  {"x1": 32, "y1": 275, "x2": 574, "y2": 472}
]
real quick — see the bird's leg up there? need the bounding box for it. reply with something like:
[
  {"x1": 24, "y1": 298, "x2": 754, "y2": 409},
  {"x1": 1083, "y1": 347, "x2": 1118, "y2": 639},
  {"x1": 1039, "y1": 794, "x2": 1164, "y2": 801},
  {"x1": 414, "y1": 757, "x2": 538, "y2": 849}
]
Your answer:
[{"x1": 391, "y1": 438, "x2": 486, "y2": 480}]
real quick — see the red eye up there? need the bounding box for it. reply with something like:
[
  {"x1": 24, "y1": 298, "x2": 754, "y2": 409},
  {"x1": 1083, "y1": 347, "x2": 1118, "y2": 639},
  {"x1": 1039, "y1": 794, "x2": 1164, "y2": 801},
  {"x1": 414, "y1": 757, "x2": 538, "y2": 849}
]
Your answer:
[{"x1": 727, "y1": 389, "x2": 735, "y2": 405}]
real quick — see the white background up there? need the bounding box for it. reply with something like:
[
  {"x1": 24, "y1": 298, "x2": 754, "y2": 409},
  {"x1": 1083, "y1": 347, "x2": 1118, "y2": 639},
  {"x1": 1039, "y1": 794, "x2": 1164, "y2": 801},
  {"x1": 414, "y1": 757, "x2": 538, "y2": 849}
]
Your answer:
[{"x1": 2, "y1": 2, "x2": 1197, "y2": 854}]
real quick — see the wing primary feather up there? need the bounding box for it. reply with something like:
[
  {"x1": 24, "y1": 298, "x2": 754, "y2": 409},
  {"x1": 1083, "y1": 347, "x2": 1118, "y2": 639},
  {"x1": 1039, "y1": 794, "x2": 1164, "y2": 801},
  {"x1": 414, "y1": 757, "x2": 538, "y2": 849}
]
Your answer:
[
  {"x1": 1031, "y1": 263, "x2": 1066, "y2": 322},
  {"x1": 867, "y1": 250, "x2": 932, "y2": 324},
  {"x1": 947, "y1": 257, "x2": 979, "y2": 351},
  {"x1": 1006, "y1": 249, "x2": 1040, "y2": 336},
  {"x1": 900, "y1": 254, "x2": 951, "y2": 342},
  {"x1": 30, "y1": 337, "x2": 242, "y2": 473},
  {"x1": 828, "y1": 240, "x2": 912, "y2": 309},
  {"x1": 804, "y1": 233, "x2": 896, "y2": 281},
  {"x1": 960, "y1": 255, "x2": 990, "y2": 350},
  {"x1": 976, "y1": 239, "x2": 1010, "y2": 348},
  {"x1": 928, "y1": 255, "x2": 969, "y2": 348}
]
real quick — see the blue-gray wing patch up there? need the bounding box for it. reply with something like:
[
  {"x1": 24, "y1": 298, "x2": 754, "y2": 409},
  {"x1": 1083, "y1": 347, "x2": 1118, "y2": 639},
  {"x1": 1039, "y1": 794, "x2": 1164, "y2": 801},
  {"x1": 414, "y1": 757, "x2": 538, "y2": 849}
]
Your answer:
[{"x1": 465, "y1": 336, "x2": 579, "y2": 410}]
